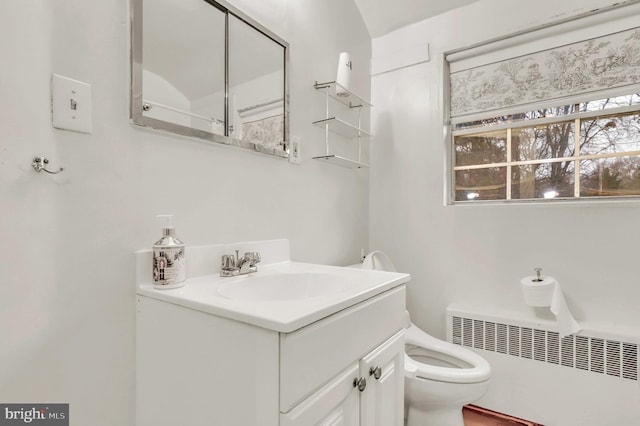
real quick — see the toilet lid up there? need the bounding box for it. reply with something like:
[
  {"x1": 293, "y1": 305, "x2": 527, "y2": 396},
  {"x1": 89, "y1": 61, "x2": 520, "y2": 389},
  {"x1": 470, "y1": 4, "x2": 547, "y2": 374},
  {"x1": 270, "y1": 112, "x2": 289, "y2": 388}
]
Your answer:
[{"x1": 362, "y1": 251, "x2": 397, "y2": 272}]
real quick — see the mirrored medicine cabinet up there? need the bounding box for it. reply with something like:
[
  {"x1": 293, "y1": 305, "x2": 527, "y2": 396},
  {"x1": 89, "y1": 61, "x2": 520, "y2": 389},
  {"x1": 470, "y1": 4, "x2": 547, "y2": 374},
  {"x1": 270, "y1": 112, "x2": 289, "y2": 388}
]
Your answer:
[{"x1": 130, "y1": 0, "x2": 289, "y2": 158}]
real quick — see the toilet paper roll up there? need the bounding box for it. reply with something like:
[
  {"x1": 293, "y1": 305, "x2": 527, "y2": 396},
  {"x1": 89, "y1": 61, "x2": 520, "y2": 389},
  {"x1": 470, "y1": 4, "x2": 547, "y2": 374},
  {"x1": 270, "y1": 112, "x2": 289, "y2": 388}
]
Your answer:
[
  {"x1": 521, "y1": 275, "x2": 555, "y2": 307},
  {"x1": 521, "y1": 275, "x2": 581, "y2": 337}
]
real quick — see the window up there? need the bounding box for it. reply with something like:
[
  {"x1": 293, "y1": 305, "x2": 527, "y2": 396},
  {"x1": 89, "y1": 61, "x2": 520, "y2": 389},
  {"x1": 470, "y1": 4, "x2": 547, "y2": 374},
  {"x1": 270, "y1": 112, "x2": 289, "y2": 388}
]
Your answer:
[
  {"x1": 446, "y1": 8, "x2": 640, "y2": 203},
  {"x1": 453, "y1": 94, "x2": 640, "y2": 201}
]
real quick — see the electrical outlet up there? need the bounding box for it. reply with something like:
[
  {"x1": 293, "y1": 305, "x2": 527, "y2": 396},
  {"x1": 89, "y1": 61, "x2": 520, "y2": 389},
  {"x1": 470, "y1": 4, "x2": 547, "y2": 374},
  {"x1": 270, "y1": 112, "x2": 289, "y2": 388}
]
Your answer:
[
  {"x1": 289, "y1": 136, "x2": 301, "y2": 164},
  {"x1": 51, "y1": 74, "x2": 92, "y2": 134}
]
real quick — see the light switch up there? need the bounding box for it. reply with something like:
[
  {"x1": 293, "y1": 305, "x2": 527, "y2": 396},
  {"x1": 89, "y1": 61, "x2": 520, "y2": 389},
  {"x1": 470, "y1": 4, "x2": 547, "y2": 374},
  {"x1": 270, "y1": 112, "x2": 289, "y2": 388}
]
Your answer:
[
  {"x1": 289, "y1": 136, "x2": 301, "y2": 164},
  {"x1": 51, "y1": 74, "x2": 92, "y2": 134}
]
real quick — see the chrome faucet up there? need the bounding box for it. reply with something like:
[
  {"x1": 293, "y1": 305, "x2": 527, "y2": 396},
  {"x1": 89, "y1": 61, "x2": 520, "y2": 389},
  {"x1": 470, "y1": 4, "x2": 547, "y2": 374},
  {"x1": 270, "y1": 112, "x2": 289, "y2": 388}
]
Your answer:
[{"x1": 220, "y1": 250, "x2": 261, "y2": 277}]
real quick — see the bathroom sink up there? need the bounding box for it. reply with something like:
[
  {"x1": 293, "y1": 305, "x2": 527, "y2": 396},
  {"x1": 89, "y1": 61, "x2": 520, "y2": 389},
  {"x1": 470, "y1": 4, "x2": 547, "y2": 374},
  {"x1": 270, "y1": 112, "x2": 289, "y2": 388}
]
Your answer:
[
  {"x1": 217, "y1": 272, "x2": 347, "y2": 301},
  {"x1": 138, "y1": 261, "x2": 409, "y2": 331},
  {"x1": 136, "y1": 239, "x2": 410, "y2": 332}
]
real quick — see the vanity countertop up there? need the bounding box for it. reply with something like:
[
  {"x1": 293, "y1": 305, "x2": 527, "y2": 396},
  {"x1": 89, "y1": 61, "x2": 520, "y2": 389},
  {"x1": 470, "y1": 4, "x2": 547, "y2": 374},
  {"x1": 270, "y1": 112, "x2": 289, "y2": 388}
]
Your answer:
[{"x1": 137, "y1": 260, "x2": 409, "y2": 333}]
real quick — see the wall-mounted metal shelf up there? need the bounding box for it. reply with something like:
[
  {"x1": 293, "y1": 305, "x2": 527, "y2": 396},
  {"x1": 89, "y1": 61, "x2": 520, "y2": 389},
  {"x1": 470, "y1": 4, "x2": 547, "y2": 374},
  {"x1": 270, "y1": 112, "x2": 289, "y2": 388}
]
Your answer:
[
  {"x1": 312, "y1": 117, "x2": 371, "y2": 139},
  {"x1": 313, "y1": 81, "x2": 372, "y2": 109},
  {"x1": 312, "y1": 81, "x2": 372, "y2": 170},
  {"x1": 312, "y1": 154, "x2": 369, "y2": 169}
]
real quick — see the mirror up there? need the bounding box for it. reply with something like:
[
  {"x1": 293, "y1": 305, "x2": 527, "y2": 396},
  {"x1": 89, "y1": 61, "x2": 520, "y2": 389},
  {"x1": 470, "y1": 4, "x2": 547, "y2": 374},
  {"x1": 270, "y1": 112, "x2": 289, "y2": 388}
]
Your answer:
[{"x1": 130, "y1": 0, "x2": 289, "y2": 158}]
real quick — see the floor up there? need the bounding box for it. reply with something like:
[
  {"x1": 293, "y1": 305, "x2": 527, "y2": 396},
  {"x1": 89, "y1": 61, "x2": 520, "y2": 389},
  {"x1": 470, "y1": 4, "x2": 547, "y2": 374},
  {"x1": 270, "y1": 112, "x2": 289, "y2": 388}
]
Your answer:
[{"x1": 463, "y1": 405, "x2": 542, "y2": 426}]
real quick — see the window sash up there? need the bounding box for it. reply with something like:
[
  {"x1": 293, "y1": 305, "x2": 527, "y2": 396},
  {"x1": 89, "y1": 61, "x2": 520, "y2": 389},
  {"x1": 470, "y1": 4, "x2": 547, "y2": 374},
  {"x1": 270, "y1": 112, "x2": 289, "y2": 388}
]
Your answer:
[
  {"x1": 454, "y1": 151, "x2": 640, "y2": 171},
  {"x1": 452, "y1": 103, "x2": 640, "y2": 137},
  {"x1": 452, "y1": 108, "x2": 640, "y2": 201}
]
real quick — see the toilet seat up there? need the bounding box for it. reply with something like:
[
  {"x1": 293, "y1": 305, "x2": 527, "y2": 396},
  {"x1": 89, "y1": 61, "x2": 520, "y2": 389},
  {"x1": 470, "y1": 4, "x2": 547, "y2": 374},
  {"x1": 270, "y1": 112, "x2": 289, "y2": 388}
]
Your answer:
[
  {"x1": 357, "y1": 250, "x2": 490, "y2": 385},
  {"x1": 404, "y1": 323, "x2": 490, "y2": 384}
]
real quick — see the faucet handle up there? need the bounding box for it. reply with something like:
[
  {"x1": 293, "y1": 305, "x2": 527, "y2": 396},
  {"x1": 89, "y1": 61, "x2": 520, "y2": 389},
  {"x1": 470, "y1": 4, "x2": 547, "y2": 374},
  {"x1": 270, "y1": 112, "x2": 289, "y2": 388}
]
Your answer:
[
  {"x1": 220, "y1": 254, "x2": 240, "y2": 277},
  {"x1": 244, "y1": 252, "x2": 261, "y2": 265},
  {"x1": 221, "y1": 255, "x2": 236, "y2": 270}
]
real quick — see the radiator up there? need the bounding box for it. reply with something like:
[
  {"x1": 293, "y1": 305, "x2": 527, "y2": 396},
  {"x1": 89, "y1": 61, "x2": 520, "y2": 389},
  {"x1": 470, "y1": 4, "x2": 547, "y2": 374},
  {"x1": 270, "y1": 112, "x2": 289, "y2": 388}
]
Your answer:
[{"x1": 446, "y1": 307, "x2": 638, "y2": 381}]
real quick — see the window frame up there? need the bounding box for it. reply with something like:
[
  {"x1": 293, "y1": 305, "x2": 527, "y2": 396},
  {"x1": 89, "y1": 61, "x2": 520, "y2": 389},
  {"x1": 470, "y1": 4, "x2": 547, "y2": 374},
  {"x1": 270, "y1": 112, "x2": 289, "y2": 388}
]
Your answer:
[{"x1": 448, "y1": 99, "x2": 640, "y2": 204}]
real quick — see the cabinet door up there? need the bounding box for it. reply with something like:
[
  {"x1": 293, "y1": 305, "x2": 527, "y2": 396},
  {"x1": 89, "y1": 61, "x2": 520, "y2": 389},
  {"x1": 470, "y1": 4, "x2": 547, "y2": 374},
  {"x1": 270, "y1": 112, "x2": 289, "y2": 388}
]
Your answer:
[
  {"x1": 281, "y1": 363, "x2": 360, "y2": 426},
  {"x1": 359, "y1": 330, "x2": 405, "y2": 426}
]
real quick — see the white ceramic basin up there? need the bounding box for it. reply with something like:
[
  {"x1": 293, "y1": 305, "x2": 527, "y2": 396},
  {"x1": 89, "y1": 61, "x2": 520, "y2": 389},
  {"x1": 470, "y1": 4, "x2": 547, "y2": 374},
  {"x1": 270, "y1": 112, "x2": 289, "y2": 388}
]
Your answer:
[
  {"x1": 137, "y1": 241, "x2": 411, "y2": 331},
  {"x1": 217, "y1": 272, "x2": 347, "y2": 301}
]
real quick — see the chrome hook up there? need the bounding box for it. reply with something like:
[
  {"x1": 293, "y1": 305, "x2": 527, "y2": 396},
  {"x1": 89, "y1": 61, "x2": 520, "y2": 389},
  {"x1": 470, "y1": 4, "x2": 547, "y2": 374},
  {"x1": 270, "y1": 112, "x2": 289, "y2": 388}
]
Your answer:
[{"x1": 32, "y1": 156, "x2": 64, "y2": 174}]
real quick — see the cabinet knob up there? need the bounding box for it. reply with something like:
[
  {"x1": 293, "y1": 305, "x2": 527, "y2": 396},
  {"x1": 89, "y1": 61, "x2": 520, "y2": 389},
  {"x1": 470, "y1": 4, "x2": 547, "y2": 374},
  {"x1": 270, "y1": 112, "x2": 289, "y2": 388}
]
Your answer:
[
  {"x1": 369, "y1": 366, "x2": 382, "y2": 380},
  {"x1": 353, "y1": 377, "x2": 367, "y2": 392}
]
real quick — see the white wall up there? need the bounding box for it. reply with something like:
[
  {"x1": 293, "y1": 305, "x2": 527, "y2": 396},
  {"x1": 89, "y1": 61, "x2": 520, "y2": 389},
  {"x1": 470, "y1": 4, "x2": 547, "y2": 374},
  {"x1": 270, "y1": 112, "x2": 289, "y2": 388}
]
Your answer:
[
  {"x1": 370, "y1": 0, "x2": 640, "y2": 424},
  {"x1": 0, "y1": 0, "x2": 370, "y2": 424}
]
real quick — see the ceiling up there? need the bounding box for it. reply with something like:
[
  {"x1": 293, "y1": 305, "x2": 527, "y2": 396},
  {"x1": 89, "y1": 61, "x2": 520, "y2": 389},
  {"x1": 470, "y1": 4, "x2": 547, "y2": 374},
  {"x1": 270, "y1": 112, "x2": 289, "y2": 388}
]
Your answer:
[{"x1": 352, "y1": 0, "x2": 480, "y2": 38}]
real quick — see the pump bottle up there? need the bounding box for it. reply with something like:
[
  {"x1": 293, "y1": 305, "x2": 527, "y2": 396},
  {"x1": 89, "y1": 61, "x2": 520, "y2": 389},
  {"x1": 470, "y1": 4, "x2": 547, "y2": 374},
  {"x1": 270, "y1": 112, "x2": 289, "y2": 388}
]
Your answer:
[{"x1": 152, "y1": 215, "x2": 185, "y2": 289}]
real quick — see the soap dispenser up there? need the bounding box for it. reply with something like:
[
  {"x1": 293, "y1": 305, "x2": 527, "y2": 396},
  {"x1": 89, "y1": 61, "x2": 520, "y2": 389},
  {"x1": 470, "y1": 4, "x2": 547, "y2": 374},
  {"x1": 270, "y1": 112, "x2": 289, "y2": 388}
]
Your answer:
[{"x1": 152, "y1": 215, "x2": 186, "y2": 289}]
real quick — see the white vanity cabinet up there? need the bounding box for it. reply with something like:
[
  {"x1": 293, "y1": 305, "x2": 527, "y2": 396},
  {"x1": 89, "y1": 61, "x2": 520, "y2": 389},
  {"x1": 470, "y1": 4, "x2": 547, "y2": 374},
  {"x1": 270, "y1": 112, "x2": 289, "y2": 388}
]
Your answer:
[
  {"x1": 281, "y1": 331, "x2": 404, "y2": 426},
  {"x1": 359, "y1": 330, "x2": 405, "y2": 426},
  {"x1": 136, "y1": 285, "x2": 406, "y2": 426},
  {"x1": 281, "y1": 362, "x2": 360, "y2": 425}
]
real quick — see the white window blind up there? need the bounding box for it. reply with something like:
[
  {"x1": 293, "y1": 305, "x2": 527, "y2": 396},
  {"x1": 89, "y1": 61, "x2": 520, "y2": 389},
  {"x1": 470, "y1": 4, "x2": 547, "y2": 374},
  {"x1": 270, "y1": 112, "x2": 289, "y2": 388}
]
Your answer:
[{"x1": 447, "y1": 2, "x2": 640, "y2": 124}]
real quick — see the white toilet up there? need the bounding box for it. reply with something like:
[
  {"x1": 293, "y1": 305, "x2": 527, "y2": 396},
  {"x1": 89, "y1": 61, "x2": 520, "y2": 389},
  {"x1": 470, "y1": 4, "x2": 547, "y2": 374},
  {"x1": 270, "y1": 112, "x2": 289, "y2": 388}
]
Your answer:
[{"x1": 358, "y1": 251, "x2": 491, "y2": 426}]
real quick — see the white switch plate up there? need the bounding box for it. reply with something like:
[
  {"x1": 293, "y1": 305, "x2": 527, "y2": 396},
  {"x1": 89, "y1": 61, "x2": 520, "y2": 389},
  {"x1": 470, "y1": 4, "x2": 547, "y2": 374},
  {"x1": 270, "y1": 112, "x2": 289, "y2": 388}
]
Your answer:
[
  {"x1": 289, "y1": 136, "x2": 301, "y2": 164},
  {"x1": 51, "y1": 74, "x2": 92, "y2": 134}
]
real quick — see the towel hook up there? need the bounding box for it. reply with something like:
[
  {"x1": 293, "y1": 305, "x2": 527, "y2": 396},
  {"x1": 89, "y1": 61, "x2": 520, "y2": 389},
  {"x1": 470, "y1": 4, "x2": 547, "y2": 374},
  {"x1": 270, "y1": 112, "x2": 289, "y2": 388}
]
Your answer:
[{"x1": 32, "y1": 156, "x2": 64, "y2": 174}]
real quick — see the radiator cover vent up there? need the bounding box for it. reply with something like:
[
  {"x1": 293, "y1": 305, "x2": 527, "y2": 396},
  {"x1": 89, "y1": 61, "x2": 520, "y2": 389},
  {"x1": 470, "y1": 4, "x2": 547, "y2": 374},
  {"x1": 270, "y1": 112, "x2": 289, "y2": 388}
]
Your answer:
[{"x1": 451, "y1": 316, "x2": 638, "y2": 381}]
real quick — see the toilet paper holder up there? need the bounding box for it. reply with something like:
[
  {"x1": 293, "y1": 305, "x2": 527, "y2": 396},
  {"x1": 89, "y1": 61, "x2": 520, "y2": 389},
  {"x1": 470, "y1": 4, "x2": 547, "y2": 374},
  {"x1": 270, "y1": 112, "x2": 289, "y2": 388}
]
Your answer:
[{"x1": 533, "y1": 267, "x2": 543, "y2": 282}]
